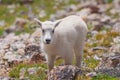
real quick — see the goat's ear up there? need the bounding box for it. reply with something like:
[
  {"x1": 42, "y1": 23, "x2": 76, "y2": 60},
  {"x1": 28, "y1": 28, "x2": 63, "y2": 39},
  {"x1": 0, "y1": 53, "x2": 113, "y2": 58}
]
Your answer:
[
  {"x1": 34, "y1": 18, "x2": 42, "y2": 28},
  {"x1": 54, "y1": 20, "x2": 62, "y2": 28}
]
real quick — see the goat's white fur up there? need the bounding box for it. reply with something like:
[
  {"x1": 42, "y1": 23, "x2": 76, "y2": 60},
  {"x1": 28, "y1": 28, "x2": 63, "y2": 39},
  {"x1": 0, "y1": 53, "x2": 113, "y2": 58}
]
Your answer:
[{"x1": 35, "y1": 15, "x2": 88, "y2": 71}]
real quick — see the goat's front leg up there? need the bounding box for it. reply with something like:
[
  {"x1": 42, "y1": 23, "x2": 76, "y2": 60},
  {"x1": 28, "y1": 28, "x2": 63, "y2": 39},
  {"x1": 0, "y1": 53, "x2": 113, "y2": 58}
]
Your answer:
[{"x1": 47, "y1": 55, "x2": 56, "y2": 71}]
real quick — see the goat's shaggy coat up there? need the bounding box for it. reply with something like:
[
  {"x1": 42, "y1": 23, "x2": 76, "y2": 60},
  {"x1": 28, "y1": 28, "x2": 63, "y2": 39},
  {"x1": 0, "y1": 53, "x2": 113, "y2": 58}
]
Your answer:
[{"x1": 35, "y1": 15, "x2": 88, "y2": 71}]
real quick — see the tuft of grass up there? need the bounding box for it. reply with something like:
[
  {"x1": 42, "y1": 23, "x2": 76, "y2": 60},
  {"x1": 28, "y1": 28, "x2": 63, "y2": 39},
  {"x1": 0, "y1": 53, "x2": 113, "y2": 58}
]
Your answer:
[
  {"x1": 94, "y1": 31, "x2": 120, "y2": 47},
  {"x1": 76, "y1": 75, "x2": 92, "y2": 80},
  {"x1": 84, "y1": 58, "x2": 99, "y2": 69},
  {"x1": 9, "y1": 63, "x2": 47, "y2": 79},
  {"x1": 0, "y1": 27, "x2": 4, "y2": 36}
]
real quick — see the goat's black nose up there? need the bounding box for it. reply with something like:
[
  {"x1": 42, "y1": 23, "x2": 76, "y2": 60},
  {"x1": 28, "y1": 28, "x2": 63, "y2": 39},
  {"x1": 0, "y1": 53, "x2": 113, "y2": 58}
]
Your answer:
[{"x1": 46, "y1": 39, "x2": 51, "y2": 44}]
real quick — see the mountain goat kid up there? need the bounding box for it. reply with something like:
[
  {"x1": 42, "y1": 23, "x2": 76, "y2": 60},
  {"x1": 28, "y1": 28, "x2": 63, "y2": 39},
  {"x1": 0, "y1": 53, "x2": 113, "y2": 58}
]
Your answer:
[{"x1": 34, "y1": 15, "x2": 88, "y2": 71}]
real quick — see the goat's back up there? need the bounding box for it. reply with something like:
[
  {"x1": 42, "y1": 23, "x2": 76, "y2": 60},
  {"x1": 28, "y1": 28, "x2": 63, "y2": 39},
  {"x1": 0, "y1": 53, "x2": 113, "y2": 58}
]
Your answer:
[{"x1": 54, "y1": 15, "x2": 87, "y2": 44}]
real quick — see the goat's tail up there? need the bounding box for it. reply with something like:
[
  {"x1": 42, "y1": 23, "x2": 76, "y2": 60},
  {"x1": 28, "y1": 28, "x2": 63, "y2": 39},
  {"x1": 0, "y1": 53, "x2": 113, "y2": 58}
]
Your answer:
[
  {"x1": 81, "y1": 16, "x2": 87, "y2": 22},
  {"x1": 76, "y1": 8, "x2": 91, "y2": 22}
]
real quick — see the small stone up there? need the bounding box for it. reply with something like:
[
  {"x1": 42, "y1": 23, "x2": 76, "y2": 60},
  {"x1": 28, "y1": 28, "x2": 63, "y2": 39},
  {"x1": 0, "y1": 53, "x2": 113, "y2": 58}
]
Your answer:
[
  {"x1": 92, "y1": 21, "x2": 103, "y2": 31},
  {"x1": 98, "y1": 4, "x2": 110, "y2": 13},
  {"x1": 39, "y1": 10, "x2": 46, "y2": 18},
  {"x1": 15, "y1": 18, "x2": 27, "y2": 28},
  {"x1": 86, "y1": 72, "x2": 97, "y2": 77},
  {"x1": 93, "y1": 55, "x2": 102, "y2": 60},
  {"x1": 3, "y1": 51, "x2": 22, "y2": 66},
  {"x1": 31, "y1": 29, "x2": 41, "y2": 42},
  {"x1": 20, "y1": 33, "x2": 30, "y2": 41},
  {"x1": 29, "y1": 53, "x2": 46, "y2": 63},
  {"x1": 88, "y1": 5, "x2": 99, "y2": 13},
  {"x1": 55, "y1": 10, "x2": 67, "y2": 18},
  {"x1": 27, "y1": 67, "x2": 37, "y2": 75},
  {"x1": 0, "y1": 20, "x2": 5, "y2": 26},
  {"x1": 10, "y1": 42, "x2": 25, "y2": 51},
  {"x1": 110, "y1": 39, "x2": 120, "y2": 53},
  {"x1": 65, "y1": 4, "x2": 78, "y2": 12},
  {"x1": 3, "y1": 44, "x2": 10, "y2": 49},
  {"x1": 113, "y1": 0, "x2": 120, "y2": 9},
  {"x1": 17, "y1": 48, "x2": 25, "y2": 56},
  {"x1": 92, "y1": 46, "x2": 107, "y2": 51},
  {"x1": 0, "y1": 50, "x2": 5, "y2": 55},
  {"x1": 24, "y1": 45, "x2": 40, "y2": 55},
  {"x1": 76, "y1": 8, "x2": 91, "y2": 18},
  {"x1": 90, "y1": 31, "x2": 98, "y2": 35},
  {"x1": 50, "y1": 14, "x2": 57, "y2": 21},
  {"x1": 7, "y1": 4, "x2": 15, "y2": 14},
  {"x1": 112, "y1": 22, "x2": 120, "y2": 32},
  {"x1": 100, "y1": 16, "x2": 111, "y2": 24},
  {"x1": 19, "y1": 68, "x2": 26, "y2": 79},
  {"x1": 113, "y1": 37, "x2": 120, "y2": 44},
  {"x1": 3, "y1": 52, "x2": 13, "y2": 60}
]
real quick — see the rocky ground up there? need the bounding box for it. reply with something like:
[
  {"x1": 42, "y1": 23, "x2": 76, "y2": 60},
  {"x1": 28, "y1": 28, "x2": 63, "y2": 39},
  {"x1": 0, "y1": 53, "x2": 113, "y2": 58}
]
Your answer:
[{"x1": 0, "y1": 0, "x2": 120, "y2": 80}]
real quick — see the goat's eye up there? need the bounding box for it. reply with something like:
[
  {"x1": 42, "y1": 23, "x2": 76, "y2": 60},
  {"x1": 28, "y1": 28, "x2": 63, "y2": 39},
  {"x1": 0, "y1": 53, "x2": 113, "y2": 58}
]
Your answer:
[{"x1": 42, "y1": 30, "x2": 45, "y2": 33}]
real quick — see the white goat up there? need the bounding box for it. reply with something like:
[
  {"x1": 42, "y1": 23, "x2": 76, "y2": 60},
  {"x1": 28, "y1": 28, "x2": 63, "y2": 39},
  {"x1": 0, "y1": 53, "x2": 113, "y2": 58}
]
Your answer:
[{"x1": 34, "y1": 15, "x2": 88, "y2": 71}]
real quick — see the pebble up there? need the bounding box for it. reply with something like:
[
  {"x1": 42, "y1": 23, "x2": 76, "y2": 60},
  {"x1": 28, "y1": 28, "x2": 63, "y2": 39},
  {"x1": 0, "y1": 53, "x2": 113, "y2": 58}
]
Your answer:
[
  {"x1": 86, "y1": 72, "x2": 97, "y2": 77},
  {"x1": 17, "y1": 48, "x2": 25, "y2": 56},
  {"x1": 39, "y1": 10, "x2": 46, "y2": 18},
  {"x1": 19, "y1": 68, "x2": 26, "y2": 79},
  {"x1": 27, "y1": 67, "x2": 37, "y2": 75},
  {"x1": 112, "y1": 22, "x2": 120, "y2": 32},
  {"x1": 0, "y1": 20, "x2": 5, "y2": 26}
]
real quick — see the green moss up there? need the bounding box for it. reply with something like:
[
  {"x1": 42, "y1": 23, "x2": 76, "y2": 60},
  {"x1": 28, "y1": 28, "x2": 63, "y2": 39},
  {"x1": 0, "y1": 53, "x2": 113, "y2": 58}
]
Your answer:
[
  {"x1": 92, "y1": 74, "x2": 118, "y2": 80},
  {"x1": 9, "y1": 63, "x2": 26, "y2": 78},
  {"x1": 88, "y1": 24, "x2": 93, "y2": 30},
  {"x1": 84, "y1": 58, "x2": 99, "y2": 69}
]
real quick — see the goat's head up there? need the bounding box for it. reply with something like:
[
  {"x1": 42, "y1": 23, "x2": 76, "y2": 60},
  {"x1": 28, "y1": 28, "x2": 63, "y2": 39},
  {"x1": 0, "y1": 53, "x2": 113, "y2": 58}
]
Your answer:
[{"x1": 34, "y1": 18, "x2": 61, "y2": 44}]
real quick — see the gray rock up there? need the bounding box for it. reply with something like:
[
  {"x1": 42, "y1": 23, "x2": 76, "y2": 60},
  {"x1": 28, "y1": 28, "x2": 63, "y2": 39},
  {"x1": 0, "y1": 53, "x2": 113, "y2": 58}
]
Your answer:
[
  {"x1": 100, "y1": 16, "x2": 111, "y2": 24},
  {"x1": 48, "y1": 65, "x2": 82, "y2": 80},
  {"x1": 87, "y1": 13, "x2": 101, "y2": 21},
  {"x1": 95, "y1": 53, "x2": 120, "y2": 77},
  {"x1": 110, "y1": 44, "x2": 120, "y2": 53},
  {"x1": 112, "y1": 22, "x2": 120, "y2": 32},
  {"x1": 92, "y1": 46, "x2": 107, "y2": 51},
  {"x1": 10, "y1": 42, "x2": 25, "y2": 51},
  {"x1": 3, "y1": 51, "x2": 22, "y2": 63},
  {"x1": 86, "y1": 72, "x2": 97, "y2": 77},
  {"x1": 29, "y1": 53, "x2": 46, "y2": 63},
  {"x1": 113, "y1": 36, "x2": 120, "y2": 44},
  {"x1": 93, "y1": 55, "x2": 102, "y2": 60},
  {"x1": 24, "y1": 44, "x2": 40, "y2": 55}
]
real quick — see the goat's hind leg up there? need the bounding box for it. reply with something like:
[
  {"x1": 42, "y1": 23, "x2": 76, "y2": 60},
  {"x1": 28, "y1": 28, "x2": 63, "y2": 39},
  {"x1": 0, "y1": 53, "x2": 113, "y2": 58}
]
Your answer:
[{"x1": 74, "y1": 41, "x2": 85, "y2": 68}]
